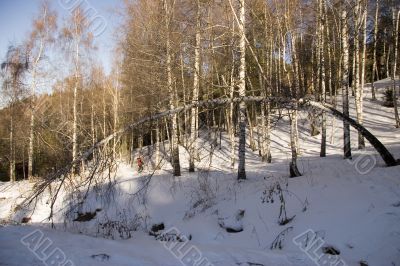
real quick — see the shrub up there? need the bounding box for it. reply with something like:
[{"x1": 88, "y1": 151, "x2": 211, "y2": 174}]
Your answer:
[{"x1": 383, "y1": 87, "x2": 395, "y2": 107}]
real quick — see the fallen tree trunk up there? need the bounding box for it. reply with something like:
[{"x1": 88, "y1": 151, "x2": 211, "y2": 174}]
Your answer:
[
  {"x1": 38, "y1": 96, "x2": 400, "y2": 185},
  {"x1": 302, "y1": 100, "x2": 398, "y2": 167},
  {"x1": 21, "y1": 96, "x2": 398, "y2": 208}
]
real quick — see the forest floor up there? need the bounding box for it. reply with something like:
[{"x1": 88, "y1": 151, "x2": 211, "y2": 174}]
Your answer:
[{"x1": 0, "y1": 78, "x2": 399, "y2": 266}]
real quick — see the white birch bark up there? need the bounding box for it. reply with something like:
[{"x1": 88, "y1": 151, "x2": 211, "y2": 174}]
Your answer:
[
  {"x1": 358, "y1": 0, "x2": 367, "y2": 148},
  {"x1": 155, "y1": 121, "x2": 161, "y2": 170},
  {"x1": 113, "y1": 66, "x2": 120, "y2": 158},
  {"x1": 289, "y1": 34, "x2": 302, "y2": 177},
  {"x1": 72, "y1": 11, "x2": 81, "y2": 172},
  {"x1": 28, "y1": 35, "x2": 44, "y2": 180},
  {"x1": 392, "y1": 9, "x2": 400, "y2": 128},
  {"x1": 189, "y1": 0, "x2": 201, "y2": 172},
  {"x1": 237, "y1": 0, "x2": 246, "y2": 180},
  {"x1": 163, "y1": 0, "x2": 181, "y2": 176},
  {"x1": 72, "y1": 44, "x2": 79, "y2": 169},
  {"x1": 371, "y1": 0, "x2": 379, "y2": 100},
  {"x1": 229, "y1": 70, "x2": 236, "y2": 168},
  {"x1": 319, "y1": 0, "x2": 327, "y2": 157},
  {"x1": 10, "y1": 113, "x2": 15, "y2": 182},
  {"x1": 342, "y1": 9, "x2": 352, "y2": 159}
]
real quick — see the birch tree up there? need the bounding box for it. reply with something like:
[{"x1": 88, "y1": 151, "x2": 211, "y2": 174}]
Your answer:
[
  {"x1": 359, "y1": 0, "x2": 367, "y2": 148},
  {"x1": 290, "y1": 33, "x2": 302, "y2": 178},
  {"x1": 163, "y1": 0, "x2": 181, "y2": 176},
  {"x1": 237, "y1": 0, "x2": 247, "y2": 180},
  {"x1": 392, "y1": 8, "x2": 400, "y2": 128},
  {"x1": 61, "y1": 8, "x2": 95, "y2": 172},
  {"x1": 353, "y1": 0, "x2": 365, "y2": 149},
  {"x1": 189, "y1": 0, "x2": 201, "y2": 173},
  {"x1": 342, "y1": 9, "x2": 352, "y2": 159},
  {"x1": 26, "y1": 2, "x2": 57, "y2": 180},
  {"x1": 319, "y1": 0, "x2": 327, "y2": 157},
  {"x1": 1, "y1": 46, "x2": 28, "y2": 181},
  {"x1": 112, "y1": 63, "x2": 121, "y2": 158},
  {"x1": 371, "y1": 0, "x2": 380, "y2": 101}
]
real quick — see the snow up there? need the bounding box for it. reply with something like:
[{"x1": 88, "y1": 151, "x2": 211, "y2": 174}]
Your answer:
[{"x1": 0, "y1": 78, "x2": 399, "y2": 266}]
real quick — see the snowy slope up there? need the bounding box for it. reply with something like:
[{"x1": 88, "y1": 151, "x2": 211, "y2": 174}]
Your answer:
[{"x1": 0, "y1": 79, "x2": 399, "y2": 266}]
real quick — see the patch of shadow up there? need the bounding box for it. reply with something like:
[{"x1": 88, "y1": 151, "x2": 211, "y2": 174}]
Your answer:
[
  {"x1": 218, "y1": 209, "x2": 245, "y2": 233},
  {"x1": 279, "y1": 215, "x2": 295, "y2": 226},
  {"x1": 237, "y1": 263, "x2": 264, "y2": 266},
  {"x1": 73, "y1": 209, "x2": 101, "y2": 222},
  {"x1": 149, "y1": 223, "x2": 165, "y2": 237},
  {"x1": 21, "y1": 217, "x2": 31, "y2": 224},
  {"x1": 156, "y1": 231, "x2": 187, "y2": 242},
  {"x1": 225, "y1": 227, "x2": 243, "y2": 233},
  {"x1": 359, "y1": 260, "x2": 368, "y2": 266},
  {"x1": 91, "y1": 254, "x2": 110, "y2": 262},
  {"x1": 151, "y1": 223, "x2": 164, "y2": 232},
  {"x1": 321, "y1": 246, "x2": 340, "y2": 256},
  {"x1": 392, "y1": 201, "x2": 400, "y2": 207}
]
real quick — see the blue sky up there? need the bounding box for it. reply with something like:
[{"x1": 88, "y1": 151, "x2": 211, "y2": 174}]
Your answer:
[{"x1": 0, "y1": 0, "x2": 121, "y2": 74}]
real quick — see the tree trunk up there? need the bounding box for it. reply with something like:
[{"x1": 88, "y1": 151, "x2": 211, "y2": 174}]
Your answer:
[
  {"x1": 246, "y1": 109, "x2": 256, "y2": 151},
  {"x1": 113, "y1": 91, "x2": 119, "y2": 158},
  {"x1": 9, "y1": 113, "x2": 15, "y2": 182},
  {"x1": 259, "y1": 72, "x2": 271, "y2": 163},
  {"x1": 245, "y1": 77, "x2": 257, "y2": 151},
  {"x1": 392, "y1": 9, "x2": 400, "y2": 128},
  {"x1": 28, "y1": 66, "x2": 39, "y2": 181},
  {"x1": 353, "y1": 0, "x2": 365, "y2": 149},
  {"x1": 383, "y1": 28, "x2": 388, "y2": 78},
  {"x1": 155, "y1": 121, "x2": 161, "y2": 170},
  {"x1": 371, "y1": 0, "x2": 379, "y2": 101},
  {"x1": 386, "y1": 31, "x2": 390, "y2": 78},
  {"x1": 229, "y1": 72, "x2": 236, "y2": 168},
  {"x1": 189, "y1": 0, "x2": 201, "y2": 172},
  {"x1": 289, "y1": 33, "x2": 302, "y2": 178},
  {"x1": 289, "y1": 108, "x2": 301, "y2": 177},
  {"x1": 180, "y1": 52, "x2": 188, "y2": 147},
  {"x1": 91, "y1": 92, "x2": 96, "y2": 149},
  {"x1": 71, "y1": 29, "x2": 81, "y2": 174},
  {"x1": 342, "y1": 9, "x2": 352, "y2": 159},
  {"x1": 163, "y1": 0, "x2": 181, "y2": 176},
  {"x1": 72, "y1": 77, "x2": 78, "y2": 169},
  {"x1": 307, "y1": 101, "x2": 397, "y2": 167},
  {"x1": 237, "y1": 0, "x2": 247, "y2": 180},
  {"x1": 319, "y1": 0, "x2": 327, "y2": 157},
  {"x1": 358, "y1": 0, "x2": 367, "y2": 148},
  {"x1": 28, "y1": 108, "x2": 35, "y2": 179}
]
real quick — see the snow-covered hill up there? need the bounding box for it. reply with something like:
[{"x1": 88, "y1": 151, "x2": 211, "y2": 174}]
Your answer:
[{"x1": 0, "y1": 79, "x2": 399, "y2": 266}]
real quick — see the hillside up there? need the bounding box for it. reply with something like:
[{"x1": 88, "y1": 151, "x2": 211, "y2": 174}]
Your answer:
[{"x1": 0, "y1": 79, "x2": 399, "y2": 266}]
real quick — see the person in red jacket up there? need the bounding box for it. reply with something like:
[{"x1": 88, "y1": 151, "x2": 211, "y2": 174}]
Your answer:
[{"x1": 137, "y1": 157, "x2": 144, "y2": 173}]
